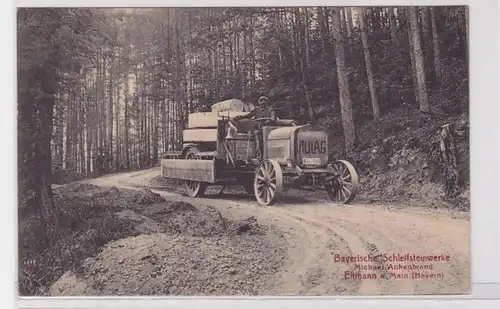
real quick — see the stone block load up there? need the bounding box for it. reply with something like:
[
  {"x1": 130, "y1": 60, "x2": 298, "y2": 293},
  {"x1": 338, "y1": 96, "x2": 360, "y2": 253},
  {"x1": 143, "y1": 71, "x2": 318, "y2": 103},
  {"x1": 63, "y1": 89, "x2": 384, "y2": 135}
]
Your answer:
[{"x1": 187, "y1": 99, "x2": 250, "y2": 129}]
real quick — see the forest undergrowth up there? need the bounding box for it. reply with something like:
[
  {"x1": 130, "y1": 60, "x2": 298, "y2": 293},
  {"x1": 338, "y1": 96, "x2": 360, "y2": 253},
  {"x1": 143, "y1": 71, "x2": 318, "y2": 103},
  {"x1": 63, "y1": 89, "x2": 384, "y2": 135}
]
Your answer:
[
  {"x1": 342, "y1": 89, "x2": 469, "y2": 210},
  {"x1": 18, "y1": 184, "x2": 144, "y2": 295},
  {"x1": 18, "y1": 184, "x2": 278, "y2": 296}
]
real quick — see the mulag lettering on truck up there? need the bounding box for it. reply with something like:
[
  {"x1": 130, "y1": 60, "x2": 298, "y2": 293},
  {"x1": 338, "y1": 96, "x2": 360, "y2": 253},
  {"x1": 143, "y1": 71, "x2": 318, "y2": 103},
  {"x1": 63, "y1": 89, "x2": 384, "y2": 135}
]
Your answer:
[{"x1": 300, "y1": 140, "x2": 327, "y2": 154}]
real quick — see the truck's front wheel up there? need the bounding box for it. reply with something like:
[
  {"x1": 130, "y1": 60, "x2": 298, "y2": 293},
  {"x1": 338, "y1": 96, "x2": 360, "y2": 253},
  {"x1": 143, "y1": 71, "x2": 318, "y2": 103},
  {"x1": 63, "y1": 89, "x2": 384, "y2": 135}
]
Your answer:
[
  {"x1": 254, "y1": 159, "x2": 283, "y2": 206},
  {"x1": 326, "y1": 160, "x2": 359, "y2": 204}
]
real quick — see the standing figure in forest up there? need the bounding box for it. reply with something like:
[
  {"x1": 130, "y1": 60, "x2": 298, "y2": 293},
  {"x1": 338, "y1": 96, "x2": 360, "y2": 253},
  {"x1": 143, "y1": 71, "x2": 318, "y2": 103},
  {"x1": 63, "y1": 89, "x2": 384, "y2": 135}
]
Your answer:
[{"x1": 96, "y1": 147, "x2": 106, "y2": 175}]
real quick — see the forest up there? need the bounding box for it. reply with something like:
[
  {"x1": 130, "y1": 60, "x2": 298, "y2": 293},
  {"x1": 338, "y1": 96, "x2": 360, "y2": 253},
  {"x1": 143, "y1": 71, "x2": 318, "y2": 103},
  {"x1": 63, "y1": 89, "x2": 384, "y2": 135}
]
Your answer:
[{"x1": 17, "y1": 7, "x2": 469, "y2": 245}]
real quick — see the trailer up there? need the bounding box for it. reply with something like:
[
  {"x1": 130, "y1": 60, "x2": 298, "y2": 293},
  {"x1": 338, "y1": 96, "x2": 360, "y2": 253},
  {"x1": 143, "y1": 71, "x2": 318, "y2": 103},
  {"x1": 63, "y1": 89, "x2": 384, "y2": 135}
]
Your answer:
[{"x1": 161, "y1": 98, "x2": 359, "y2": 206}]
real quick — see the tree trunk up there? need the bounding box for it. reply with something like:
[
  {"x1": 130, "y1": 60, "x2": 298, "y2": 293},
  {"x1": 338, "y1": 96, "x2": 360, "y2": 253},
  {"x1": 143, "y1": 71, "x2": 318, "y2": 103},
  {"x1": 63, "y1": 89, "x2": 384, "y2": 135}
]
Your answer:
[
  {"x1": 387, "y1": 7, "x2": 399, "y2": 49},
  {"x1": 295, "y1": 8, "x2": 315, "y2": 122},
  {"x1": 248, "y1": 17, "x2": 256, "y2": 91},
  {"x1": 175, "y1": 11, "x2": 184, "y2": 151},
  {"x1": 397, "y1": 7, "x2": 407, "y2": 33},
  {"x1": 167, "y1": 98, "x2": 171, "y2": 152},
  {"x1": 228, "y1": 11, "x2": 234, "y2": 79},
  {"x1": 430, "y1": 7, "x2": 442, "y2": 84},
  {"x1": 64, "y1": 92, "x2": 73, "y2": 171},
  {"x1": 420, "y1": 7, "x2": 430, "y2": 40},
  {"x1": 152, "y1": 69, "x2": 159, "y2": 164},
  {"x1": 35, "y1": 63, "x2": 62, "y2": 244},
  {"x1": 291, "y1": 12, "x2": 297, "y2": 68},
  {"x1": 124, "y1": 71, "x2": 130, "y2": 169},
  {"x1": 407, "y1": 15, "x2": 419, "y2": 103},
  {"x1": 79, "y1": 85, "x2": 86, "y2": 175},
  {"x1": 93, "y1": 65, "x2": 99, "y2": 175},
  {"x1": 72, "y1": 90, "x2": 78, "y2": 171},
  {"x1": 344, "y1": 7, "x2": 353, "y2": 40},
  {"x1": 161, "y1": 81, "x2": 167, "y2": 154},
  {"x1": 408, "y1": 7, "x2": 430, "y2": 113},
  {"x1": 86, "y1": 83, "x2": 92, "y2": 177},
  {"x1": 115, "y1": 46, "x2": 121, "y2": 172},
  {"x1": 359, "y1": 8, "x2": 380, "y2": 121},
  {"x1": 464, "y1": 7, "x2": 469, "y2": 42},
  {"x1": 303, "y1": 8, "x2": 310, "y2": 65},
  {"x1": 102, "y1": 56, "x2": 108, "y2": 172},
  {"x1": 145, "y1": 73, "x2": 151, "y2": 166},
  {"x1": 332, "y1": 8, "x2": 356, "y2": 151},
  {"x1": 372, "y1": 7, "x2": 382, "y2": 33},
  {"x1": 420, "y1": 7, "x2": 432, "y2": 82},
  {"x1": 18, "y1": 69, "x2": 38, "y2": 215},
  {"x1": 108, "y1": 55, "x2": 114, "y2": 172},
  {"x1": 323, "y1": 7, "x2": 330, "y2": 38},
  {"x1": 464, "y1": 7, "x2": 469, "y2": 59},
  {"x1": 52, "y1": 92, "x2": 64, "y2": 175},
  {"x1": 317, "y1": 7, "x2": 326, "y2": 54},
  {"x1": 438, "y1": 124, "x2": 461, "y2": 198},
  {"x1": 139, "y1": 66, "x2": 145, "y2": 167}
]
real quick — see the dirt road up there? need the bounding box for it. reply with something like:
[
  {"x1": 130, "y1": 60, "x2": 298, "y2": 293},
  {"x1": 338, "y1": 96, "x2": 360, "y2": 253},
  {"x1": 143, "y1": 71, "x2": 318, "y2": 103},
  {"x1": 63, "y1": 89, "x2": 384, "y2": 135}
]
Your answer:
[{"x1": 87, "y1": 168, "x2": 470, "y2": 296}]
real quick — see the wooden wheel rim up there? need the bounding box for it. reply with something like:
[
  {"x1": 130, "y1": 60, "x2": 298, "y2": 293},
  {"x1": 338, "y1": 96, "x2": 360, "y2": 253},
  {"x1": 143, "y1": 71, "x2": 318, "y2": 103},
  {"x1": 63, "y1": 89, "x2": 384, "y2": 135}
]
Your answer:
[
  {"x1": 254, "y1": 159, "x2": 283, "y2": 206},
  {"x1": 327, "y1": 160, "x2": 359, "y2": 204}
]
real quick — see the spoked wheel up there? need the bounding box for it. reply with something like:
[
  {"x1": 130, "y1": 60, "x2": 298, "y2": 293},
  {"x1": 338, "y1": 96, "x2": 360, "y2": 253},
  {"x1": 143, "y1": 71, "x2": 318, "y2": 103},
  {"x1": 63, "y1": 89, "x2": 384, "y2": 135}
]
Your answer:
[
  {"x1": 184, "y1": 147, "x2": 207, "y2": 197},
  {"x1": 254, "y1": 159, "x2": 283, "y2": 206},
  {"x1": 326, "y1": 160, "x2": 359, "y2": 204}
]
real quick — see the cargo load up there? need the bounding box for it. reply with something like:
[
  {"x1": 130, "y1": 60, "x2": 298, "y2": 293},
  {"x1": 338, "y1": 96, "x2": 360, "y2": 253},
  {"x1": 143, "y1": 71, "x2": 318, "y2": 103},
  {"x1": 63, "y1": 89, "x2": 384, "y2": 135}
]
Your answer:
[
  {"x1": 187, "y1": 98, "x2": 253, "y2": 129},
  {"x1": 211, "y1": 99, "x2": 245, "y2": 112},
  {"x1": 187, "y1": 111, "x2": 249, "y2": 129}
]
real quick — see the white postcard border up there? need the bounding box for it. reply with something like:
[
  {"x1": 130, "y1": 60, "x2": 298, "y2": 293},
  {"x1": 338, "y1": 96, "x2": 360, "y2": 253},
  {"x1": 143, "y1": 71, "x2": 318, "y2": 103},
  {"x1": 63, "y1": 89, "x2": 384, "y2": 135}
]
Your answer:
[{"x1": 4, "y1": 0, "x2": 500, "y2": 308}]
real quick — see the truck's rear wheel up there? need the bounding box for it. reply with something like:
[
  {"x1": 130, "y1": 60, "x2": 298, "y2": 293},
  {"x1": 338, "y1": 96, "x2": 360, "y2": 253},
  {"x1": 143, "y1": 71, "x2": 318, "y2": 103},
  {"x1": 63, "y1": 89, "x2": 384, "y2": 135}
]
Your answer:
[
  {"x1": 184, "y1": 147, "x2": 207, "y2": 197},
  {"x1": 254, "y1": 159, "x2": 283, "y2": 206}
]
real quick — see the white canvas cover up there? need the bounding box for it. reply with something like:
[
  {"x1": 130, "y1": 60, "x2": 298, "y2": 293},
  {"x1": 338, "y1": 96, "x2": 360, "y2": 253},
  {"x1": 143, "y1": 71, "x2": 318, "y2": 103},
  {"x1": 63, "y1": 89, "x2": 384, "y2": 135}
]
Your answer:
[{"x1": 211, "y1": 99, "x2": 245, "y2": 112}]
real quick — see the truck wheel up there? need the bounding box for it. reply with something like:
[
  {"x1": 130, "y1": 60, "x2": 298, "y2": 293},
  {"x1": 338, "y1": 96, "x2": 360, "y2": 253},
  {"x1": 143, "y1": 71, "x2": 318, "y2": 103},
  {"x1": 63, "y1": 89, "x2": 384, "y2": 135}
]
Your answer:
[
  {"x1": 184, "y1": 147, "x2": 207, "y2": 197},
  {"x1": 254, "y1": 159, "x2": 283, "y2": 206},
  {"x1": 326, "y1": 160, "x2": 359, "y2": 204}
]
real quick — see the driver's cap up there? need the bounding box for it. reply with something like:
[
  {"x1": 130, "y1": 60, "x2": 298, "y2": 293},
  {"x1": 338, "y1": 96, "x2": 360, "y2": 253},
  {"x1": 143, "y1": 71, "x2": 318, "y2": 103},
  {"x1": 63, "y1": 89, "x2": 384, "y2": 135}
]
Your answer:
[{"x1": 258, "y1": 96, "x2": 269, "y2": 105}]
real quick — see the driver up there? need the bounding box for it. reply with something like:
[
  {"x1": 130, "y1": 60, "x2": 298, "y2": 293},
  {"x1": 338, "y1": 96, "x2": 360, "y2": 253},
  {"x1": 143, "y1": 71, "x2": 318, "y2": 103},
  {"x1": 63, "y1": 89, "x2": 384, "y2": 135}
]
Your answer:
[
  {"x1": 230, "y1": 96, "x2": 273, "y2": 159},
  {"x1": 233, "y1": 96, "x2": 274, "y2": 121}
]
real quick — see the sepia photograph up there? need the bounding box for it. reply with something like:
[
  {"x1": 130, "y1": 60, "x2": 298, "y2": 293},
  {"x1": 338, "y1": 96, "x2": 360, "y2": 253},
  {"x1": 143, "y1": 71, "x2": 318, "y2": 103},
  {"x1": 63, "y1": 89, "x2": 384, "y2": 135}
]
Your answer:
[{"x1": 17, "y1": 6, "x2": 470, "y2": 296}]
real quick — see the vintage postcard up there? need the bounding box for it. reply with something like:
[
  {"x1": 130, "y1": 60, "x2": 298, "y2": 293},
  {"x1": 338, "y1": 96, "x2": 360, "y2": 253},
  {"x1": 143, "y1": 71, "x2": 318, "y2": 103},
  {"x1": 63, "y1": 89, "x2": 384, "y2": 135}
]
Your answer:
[{"x1": 17, "y1": 6, "x2": 470, "y2": 296}]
